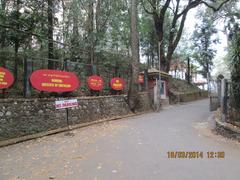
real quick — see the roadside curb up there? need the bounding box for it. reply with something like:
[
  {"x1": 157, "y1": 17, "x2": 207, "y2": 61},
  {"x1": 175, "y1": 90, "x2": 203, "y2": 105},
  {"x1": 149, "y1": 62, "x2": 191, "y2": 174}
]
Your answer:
[{"x1": 214, "y1": 110, "x2": 240, "y2": 141}]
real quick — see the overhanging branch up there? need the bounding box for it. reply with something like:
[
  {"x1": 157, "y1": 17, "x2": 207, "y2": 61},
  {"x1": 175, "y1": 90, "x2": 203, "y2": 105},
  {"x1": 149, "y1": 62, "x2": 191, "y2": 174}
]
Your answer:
[{"x1": 202, "y1": 0, "x2": 232, "y2": 12}]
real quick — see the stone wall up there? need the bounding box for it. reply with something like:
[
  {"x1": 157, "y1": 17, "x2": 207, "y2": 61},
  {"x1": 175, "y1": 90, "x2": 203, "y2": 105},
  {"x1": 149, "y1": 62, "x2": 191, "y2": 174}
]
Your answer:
[
  {"x1": 0, "y1": 93, "x2": 152, "y2": 145},
  {"x1": 209, "y1": 95, "x2": 220, "y2": 111},
  {"x1": 169, "y1": 91, "x2": 208, "y2": 104}
]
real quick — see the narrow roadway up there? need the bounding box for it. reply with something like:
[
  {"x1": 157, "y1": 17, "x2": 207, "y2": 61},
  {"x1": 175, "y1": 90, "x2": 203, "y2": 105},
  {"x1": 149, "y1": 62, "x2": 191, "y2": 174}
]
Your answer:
[{"x1": 0, "y1": 99, "x2": 240, "y2": 180}]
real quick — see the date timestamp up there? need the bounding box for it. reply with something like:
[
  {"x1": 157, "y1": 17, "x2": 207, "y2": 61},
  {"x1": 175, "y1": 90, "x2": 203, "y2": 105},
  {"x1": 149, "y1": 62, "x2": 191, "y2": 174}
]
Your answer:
[{"x1": 167, "y1": 151, "x2": 225, "y2": 159}]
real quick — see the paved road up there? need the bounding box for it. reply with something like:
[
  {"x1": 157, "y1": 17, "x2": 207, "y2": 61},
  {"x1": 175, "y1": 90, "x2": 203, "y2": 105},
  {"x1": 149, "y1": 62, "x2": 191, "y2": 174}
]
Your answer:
[{"x1": 0, "y1": 99, "x2": 240, "y2": 180}]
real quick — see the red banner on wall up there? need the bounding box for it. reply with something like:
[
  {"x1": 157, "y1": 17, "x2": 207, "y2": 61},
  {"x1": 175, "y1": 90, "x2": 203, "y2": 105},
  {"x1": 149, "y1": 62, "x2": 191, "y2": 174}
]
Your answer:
[
  {"x1": 87, "y1": 75, "x2": 104, "y2": 91},
  {"x1": 110, "y1": 77, "x2": 125, "y2": 91},
  {"x1": 30, "y1": 69, "x2": 79, "y2": 92},
  {"x1": 0, "y1": 67, "x2": 14, "y2": 89}
]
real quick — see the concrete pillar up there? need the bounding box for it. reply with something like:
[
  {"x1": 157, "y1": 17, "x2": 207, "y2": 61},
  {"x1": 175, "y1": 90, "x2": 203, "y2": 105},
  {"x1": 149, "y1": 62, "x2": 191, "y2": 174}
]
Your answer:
[{"x1": 221, "y1": 79, "x2": 228, "y2": 122}]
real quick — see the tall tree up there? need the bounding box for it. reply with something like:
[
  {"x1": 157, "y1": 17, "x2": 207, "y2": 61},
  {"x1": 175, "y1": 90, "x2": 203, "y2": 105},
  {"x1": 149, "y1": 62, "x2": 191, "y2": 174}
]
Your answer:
[
  {"x1": 142, "y1": 0, "x2": 231, "y2": 72},
  {"x1": 128, "y1": 0, "x2": 140, "y2": 112},
  {"x1": 223, "y1": 2, "x2": 240, "y2": 119}
]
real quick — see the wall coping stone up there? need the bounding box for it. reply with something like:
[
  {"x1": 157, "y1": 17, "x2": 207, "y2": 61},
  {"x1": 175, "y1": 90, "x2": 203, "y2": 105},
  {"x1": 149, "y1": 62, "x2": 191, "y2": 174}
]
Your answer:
[
  {"x1": 0, "y1": 95, "x2": 128, "y2": 103},
  {"x1": 0, "y1": 92, "x2": 150, "y2": 103}
]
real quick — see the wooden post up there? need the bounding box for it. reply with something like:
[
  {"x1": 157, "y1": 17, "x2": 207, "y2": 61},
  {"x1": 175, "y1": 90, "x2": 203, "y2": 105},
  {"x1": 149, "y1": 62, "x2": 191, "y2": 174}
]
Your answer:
[
  {"x1": 217, "y1": 79, "x2": 221, "y2": 107},
  {"x1": 64, "y1": 59, "x2": 68, "y2": 71},
  {"x1": 92, "y1": 64, "x2": 97, "y2": 75}
]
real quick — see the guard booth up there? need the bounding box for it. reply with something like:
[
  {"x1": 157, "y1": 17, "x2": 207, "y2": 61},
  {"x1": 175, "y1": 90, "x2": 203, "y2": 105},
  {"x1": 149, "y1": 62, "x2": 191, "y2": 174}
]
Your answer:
[{"x1": 139, "y1": 68, "x2": 171, "y2": 106}]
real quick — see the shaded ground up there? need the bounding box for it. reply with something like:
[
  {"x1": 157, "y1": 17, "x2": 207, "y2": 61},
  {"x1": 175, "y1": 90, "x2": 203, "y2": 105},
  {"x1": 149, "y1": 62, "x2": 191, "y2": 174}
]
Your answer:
[{"x1": 0, "y1": 99, "x2": 240, "y2": 180}]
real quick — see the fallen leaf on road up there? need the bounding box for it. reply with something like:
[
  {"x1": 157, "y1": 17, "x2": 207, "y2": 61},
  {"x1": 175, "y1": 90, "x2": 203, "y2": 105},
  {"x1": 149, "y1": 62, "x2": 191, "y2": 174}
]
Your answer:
[{"x1": 72, "y1": 156, "x2": 83, "y2": 160}]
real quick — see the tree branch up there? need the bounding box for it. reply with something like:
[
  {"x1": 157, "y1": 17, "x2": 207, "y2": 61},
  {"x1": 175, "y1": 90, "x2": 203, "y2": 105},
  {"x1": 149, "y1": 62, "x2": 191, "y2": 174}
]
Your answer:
[
  {"x1": 140, "y1": 0, "x2": 154, "y2": 15},
  {"x1": 202, "y1": 0, "x2": 231, "y2": 12},
  {"x1": 167, "y1": 0, "x2": 181, "y2": 52},
  {"x1": 173, "y1": 12, "x2": 188, "y2": 49},
  {"x1": 160, "y1": 0, "x2": 171, "y2": 17},
  {"x1": 177, "y1": 0, "x2": 202, "y2": 18}
]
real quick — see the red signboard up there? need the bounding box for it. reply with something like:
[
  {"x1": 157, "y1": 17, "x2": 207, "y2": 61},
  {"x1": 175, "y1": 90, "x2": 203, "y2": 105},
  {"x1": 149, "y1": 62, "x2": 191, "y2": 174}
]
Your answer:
[
  {"x1": 110, "y1": 77, "x2": 125, "y2": 91},
  {"x1": 87, "y1": 75, "x2": 104, "y2": 91},
  {"x1": 0, "y1": 67, "x2": 14, "y2": 89},
  {"x1": 138, "y1": 75, "x2": 144, "y2": 84},
  {"x1": 30, "y1": 69, "x2": 79, "y2": 92}
]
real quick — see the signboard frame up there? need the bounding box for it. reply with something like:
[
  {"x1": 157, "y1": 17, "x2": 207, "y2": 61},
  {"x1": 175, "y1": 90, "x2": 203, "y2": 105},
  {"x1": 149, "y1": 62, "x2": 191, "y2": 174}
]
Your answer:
[
  {"x1": 55, "y1": 99, "x2": 78, "y2": 109},
  {"x1": 55, "y1": 99, "x2": 78, "y2": 133}
]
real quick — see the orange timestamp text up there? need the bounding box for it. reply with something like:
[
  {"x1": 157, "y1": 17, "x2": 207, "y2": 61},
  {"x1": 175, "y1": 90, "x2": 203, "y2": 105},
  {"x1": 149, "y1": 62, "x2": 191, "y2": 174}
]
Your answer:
[{"x1": 167, "y1": 151, "x2": 225, "y2": 159}]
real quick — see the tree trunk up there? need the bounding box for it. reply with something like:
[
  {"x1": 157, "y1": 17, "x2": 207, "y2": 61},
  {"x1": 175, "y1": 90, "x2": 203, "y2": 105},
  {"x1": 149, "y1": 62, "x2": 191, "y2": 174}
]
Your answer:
[
  {"x1": 71, "y1": 5, "x2": 79, "y2": 61},
  {"x1": 0, "y1": 0, "x2": 6, "y2": 67},
  {"x1": 127, "y1": 0, "x2": 139, "y2": 112},
  {"x1": 87, "y1": 1, "x2": 94, "y2": 68},
  {"x1": 47, "y1": 0, "x2": 55, "y2": 69},
  {"x1": 0, "y1": 0, "x2": 6, "y2": 49},
  {"x1": 62, "y1": 0, "x2": 68, "y2": 65},
  {"x1": 14, "y1": 0, "x2": 20, "y2": 84},
  {"x1": 14, "y1": 41, "x2": 19, "y2": 83},
  {"x1": 39, "y1": 2, "x2": 45, "y2": 68},
  {"x1": 151, "y1": 0, "x2": 195, "y2": 72}
]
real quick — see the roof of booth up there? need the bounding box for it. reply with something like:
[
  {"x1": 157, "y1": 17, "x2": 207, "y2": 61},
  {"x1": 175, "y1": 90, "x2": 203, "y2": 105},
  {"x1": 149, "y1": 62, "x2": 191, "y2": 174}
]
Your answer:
[{"x1": 140, "y1": 68, "x2": 172, "y2": 78}]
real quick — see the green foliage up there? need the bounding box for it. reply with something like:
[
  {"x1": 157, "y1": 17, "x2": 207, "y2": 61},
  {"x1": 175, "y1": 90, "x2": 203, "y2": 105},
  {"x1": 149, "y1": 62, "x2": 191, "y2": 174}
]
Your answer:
[
  {"x1": 139, "y1": 8, "x2": 173, "y2": 68},
  {"x1": 192, "y1": 9, "x2": 219, "y2": 78},
  {"x1": 173, "y1": 34, "x2": 193, "y2": 65},
  {"x1": 139, "y1": 10, "x2": 157, "y2": 66},
  {"x1": 213, "y1": 0, "x2": 240, "y2": 110},
  {"x1": 229, "y1": 24, "x2": 240, "y2": 109}
]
